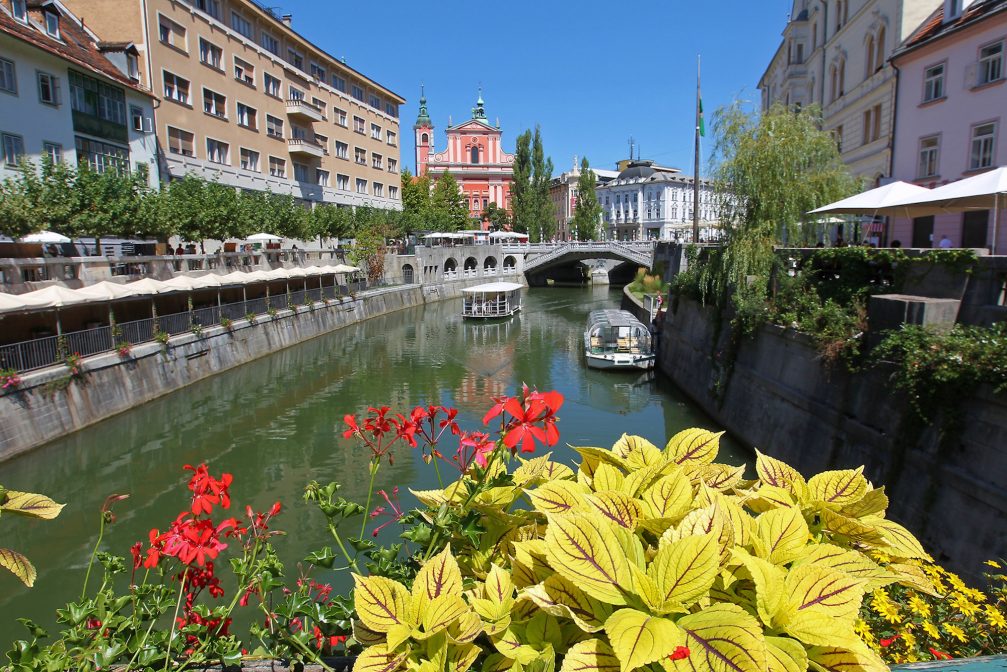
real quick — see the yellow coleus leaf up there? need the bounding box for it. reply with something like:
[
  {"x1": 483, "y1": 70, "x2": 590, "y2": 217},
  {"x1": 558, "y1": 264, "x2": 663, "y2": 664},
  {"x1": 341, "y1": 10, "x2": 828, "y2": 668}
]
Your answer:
[
  {"x1": 408, "y1": 488, "x2": 447, "y2": 508},
  {"x1": 807, "y1": 645, "x2": 887, "y2": 672},
  {"x1": 448, "y1": 610, "x2": 483, "y2": 644},
  {"x1": 666, "y1": 603, "x2": 767, "y2": 672},
  {"x1": 612, "y1": 434, "x2": 665, "y2": 470},
  {"x1": 746, "y1": 485, "x2": 798, "y2": 514},
  {"x1": 485, "y1": 563, "x2": 514, "y2": 604},
  {"x1": 513, "y1": 453, "x2": 575, "y2": 486},
  {"x1": 411, "y1": 545, "x2": 462, "y2": 615},
  {"x1": 641, "y1": 471, "x2": 693, "y2": 522},
  {"x1": 0, "y1": 548, "x2": 36, "y2": 587},
  {"x1": 779, "y1": 566, "x2": 867, "y2": 649},
  {"x1": 755, "y1": 450, "x2": 809, "y2": 501},
  {"x1": 709, "y1": 491, "x2": 753, "y2": 548},
  {"x1": 353, "y1": 574, "x2": 411, "y2": 633},
  {"x1": 862, "y1": 516, "x2": 932, "y2": 561},
  {"x1": 585, "y1": 491, "x2": 643, "y2": 531},
  {"x1": 665, "y1": 428, "x2": 723, "y2": 466},
  {"x1": 574, "y1": 446, "x2": 633, "y2": 474},
  {"x1": 797, "y1": 543, "x2": 899, "y2": 591},
  {"x1": 416, "y1": 594, "x2": 469, "y2": 637},
  {"x1": 765, "y1": 636, "x2": 808, "y2": 672},
  {"x1": 528, "y1": 480, "x2": 589, "y2": 515},
  {"x1": 352, "y1": 642, "x2": 410, "y2": 672},
  {"x1": 838, "y1": 486, "x2": 888, "y2": 519},
  {"x1": 807, "y1": 467, "x2": 868, "y2": 507},
  {"x1": 522, "y1": 573, "x2": 613, "y2": 633},
  {"x1": 605, "y1": 608, "x2": 685, "y2": 672},
  {"x1": 755, "y1": 506, "x2": 810, "y2": 566},
  {"x1": 352, "y1": 619, "x2": 386, "y2": 646},
  {"x1": 545, "y1": 512, "x2": 632, "y2": 605},
  {"x1": 0, "y1": 491, "x2": 65, "y2": 520},
  {"x1": 591, "y1": 463, "x2": 626, "y2": 492},
  {"x1": 818, "y1": 509, "x2": 884, "y2": 543},
  {"x1": 732, "y1": 549, "x2": 788, "y2": 628},
  {"x1": 697, "y1": 463, "x2": 746, "y2": 491},
  {"x1": 448, "y1": 642, "x2": 481, "y2": 672},
  {"x1": 494, "y1": 627, "x2": 542, "y2": 664},
  {"x1": 649, "y1": 532, "x2": 719, "y2": 609},
  {"x1": 525, "y1": 611, "x2": 564, "y2": 651},
  {"x1": 559, "y1": 638, "x2": 621, "y2": 672},
  {"x1": 623, "y1": 462, "x2": 672, "y2": 497},
  {"x1": 665, "y1": 503, "x2": 733, "y2": 565}
]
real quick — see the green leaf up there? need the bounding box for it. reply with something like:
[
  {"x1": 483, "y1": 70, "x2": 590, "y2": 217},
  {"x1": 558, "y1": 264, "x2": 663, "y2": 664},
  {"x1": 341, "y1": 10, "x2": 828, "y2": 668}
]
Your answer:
[{"x1": 0, "y1": 548, "x2": 36, "y2": 587}]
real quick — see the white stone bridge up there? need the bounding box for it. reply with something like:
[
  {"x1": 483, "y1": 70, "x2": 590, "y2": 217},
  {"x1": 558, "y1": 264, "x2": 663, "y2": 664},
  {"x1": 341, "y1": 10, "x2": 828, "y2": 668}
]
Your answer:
[{"x1": 507, "y1": 241, "x2": 656, "y2": 278}]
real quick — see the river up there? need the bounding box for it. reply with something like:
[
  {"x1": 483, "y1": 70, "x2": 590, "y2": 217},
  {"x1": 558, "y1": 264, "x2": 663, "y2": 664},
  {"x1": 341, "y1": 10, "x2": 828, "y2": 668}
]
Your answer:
[{"x1": 0, "y1": 285, "x2": 745, "y2": 643}]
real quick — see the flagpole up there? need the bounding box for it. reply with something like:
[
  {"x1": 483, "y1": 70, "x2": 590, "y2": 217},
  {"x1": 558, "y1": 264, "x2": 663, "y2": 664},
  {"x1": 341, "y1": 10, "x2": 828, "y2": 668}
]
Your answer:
[{"x1": 693, "y1": 54, "x2": 702, "y2": 244}]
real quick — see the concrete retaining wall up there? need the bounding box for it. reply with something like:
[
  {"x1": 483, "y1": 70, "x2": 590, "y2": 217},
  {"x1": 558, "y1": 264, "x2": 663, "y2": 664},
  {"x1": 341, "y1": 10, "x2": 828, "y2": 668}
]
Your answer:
[
  {"x1": 660, "y1": 296, "x2": 1007, "y2": 577},
  {"x1": 0, "y1": 279, "x2": 515, "y2": 462}
]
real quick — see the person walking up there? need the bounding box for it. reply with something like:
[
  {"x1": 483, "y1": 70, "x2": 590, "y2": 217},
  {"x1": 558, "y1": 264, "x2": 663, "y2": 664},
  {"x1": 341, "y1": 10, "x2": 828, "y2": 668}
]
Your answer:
[{"x1": 938, "y1": 235, "x2": 953, "y2": 249}]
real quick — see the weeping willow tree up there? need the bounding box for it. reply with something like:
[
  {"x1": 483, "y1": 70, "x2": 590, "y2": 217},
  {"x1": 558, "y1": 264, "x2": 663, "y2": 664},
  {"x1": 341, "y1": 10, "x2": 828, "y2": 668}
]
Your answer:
[{"x1": 696, "y1": 102, "x2": 859, "y2": 307}]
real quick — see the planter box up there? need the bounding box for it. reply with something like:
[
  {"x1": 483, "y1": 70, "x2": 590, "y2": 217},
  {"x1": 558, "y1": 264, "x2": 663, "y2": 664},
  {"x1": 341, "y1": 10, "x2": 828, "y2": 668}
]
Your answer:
[{"x1": 892, "y1": 654, "x2": 1007, "y2": 670}]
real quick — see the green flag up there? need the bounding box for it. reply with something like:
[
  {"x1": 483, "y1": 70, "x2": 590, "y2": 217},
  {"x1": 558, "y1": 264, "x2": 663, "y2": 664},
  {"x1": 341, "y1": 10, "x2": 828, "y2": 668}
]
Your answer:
[{"x1": 698, "y1": 96, "x2": 705, "y2": 138}]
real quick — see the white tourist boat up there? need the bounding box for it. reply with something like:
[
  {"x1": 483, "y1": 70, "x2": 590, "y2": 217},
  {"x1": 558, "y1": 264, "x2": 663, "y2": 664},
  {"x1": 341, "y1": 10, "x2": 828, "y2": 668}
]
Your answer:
[
  {"x1": 461, "y1": 282, "x2": 523, "y2": 319},
  {"x1": 583, "y1": 309, "x2": 655, "y2": 370}
]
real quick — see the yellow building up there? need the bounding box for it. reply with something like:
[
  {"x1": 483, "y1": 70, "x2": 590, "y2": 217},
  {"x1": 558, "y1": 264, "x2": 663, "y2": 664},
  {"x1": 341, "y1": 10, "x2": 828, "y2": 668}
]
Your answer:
[{"x1": 61, "y1": 0, "x2": 404, "y2": 211}]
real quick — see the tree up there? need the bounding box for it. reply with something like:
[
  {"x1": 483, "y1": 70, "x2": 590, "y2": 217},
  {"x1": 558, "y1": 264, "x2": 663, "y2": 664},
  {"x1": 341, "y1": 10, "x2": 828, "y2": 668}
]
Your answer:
[
  {"x1": 69, "y1": 164, "x2": 151, "y2": 251},
  {"x1": 400, "y1": 169, "x2": 431, "y2": 234},
  {"x1": 572, "y1": 157, "x2": 602, "y2": 241},
  {"x1": 310, "y1": 204, "x2": 353, "y2": 244},
  {"x1": 0, "y1": 161, "x2": 46, "y2": 239},
  {"x1": 481, "y1": 202, "x2": 510, "y2": 232},
  {"x1": 510, "y1": 130, "x2": 532, "y2": 233},
  {"x1": 529, "y1": 126, "x2": 554, "y2": 242},
  {"x1": 430, "y1": 171, "x2": 468, "y2": 231}
]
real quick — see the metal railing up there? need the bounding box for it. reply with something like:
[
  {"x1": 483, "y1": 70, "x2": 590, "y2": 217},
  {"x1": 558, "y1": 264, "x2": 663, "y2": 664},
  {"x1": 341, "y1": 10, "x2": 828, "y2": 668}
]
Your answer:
[{"x1": 0, "y1": 281, "x2": 369, "y2": 375}]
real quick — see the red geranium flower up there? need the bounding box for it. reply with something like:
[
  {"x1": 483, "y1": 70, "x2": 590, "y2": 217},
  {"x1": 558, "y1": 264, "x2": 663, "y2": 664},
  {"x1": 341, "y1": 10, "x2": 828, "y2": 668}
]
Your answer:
[
  {"x1": 880, "y1": 635, "x2": 900, "y2": 648},
  {"x1": 929, "y1": 648, "x2": 952, "y2": 661},
  {"x1": 669, "y1": 646, "x2": 690, "y2": 660},
  {"x1": 485, "y1": 385, "x2": 564, "y2": 455}
]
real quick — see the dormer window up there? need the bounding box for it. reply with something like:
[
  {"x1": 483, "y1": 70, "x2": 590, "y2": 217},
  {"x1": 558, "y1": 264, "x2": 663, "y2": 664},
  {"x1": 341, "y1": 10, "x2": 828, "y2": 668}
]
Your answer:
[
  {"x1": 126, "y1": 52, "x2": 139, "y2": 81},
  {"x1": 946, "y1": 0, "x2": 963, "y2": 20},
  {"x1": 44, "y1": 10, "x2": 60, "y2": 39},
  {"x1": 11, "y1": 0, "x2": 27, "y2": 23}
]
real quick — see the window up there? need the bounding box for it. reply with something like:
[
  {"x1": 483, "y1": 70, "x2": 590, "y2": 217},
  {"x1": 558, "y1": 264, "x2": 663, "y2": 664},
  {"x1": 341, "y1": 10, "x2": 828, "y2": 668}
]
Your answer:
[
  {"x1": 353, "y1": 116, "x2": 365, "y2": 134},
  {"x1": 334, "y1": 107, "x2": 347, "y2": 126},
  {"x1": 43, "y1": 141, "x2": 62, "y2": 163},
  {"x1": 130, "y1": 104, "x2": 144, "y2": 131},
  {"x1": 266, "y1": 114, "x2": 284, "y2": 138},
  {"x1": 43, "y1": 10, "x2": 59, "y2": 39},
  {"x1": 287, "y1": 47, "x2": 304, "y2": 71},
  {"x1": 355, "y1": 147, "x2": 366, "y2": 165},
  {"x1": 385, "y1": 102, "x2": 398, "y2": 117},
  {"x1": 37, "y1": 72, "x2": 59, "y2": 105},
  {"x1": 970, "y1": 122, "x2": 996, "y2": 170},
  {"x1": 862, "y1": 104, "x2": 882, "y2": 145},
  {"x1": 202, "y1": 88, "x2": 226, "y2": 118},
  {"x1": 290, "y1": 124, "x2": 308, "y2": 140},
  {"x1": 260, "y1": 31, "x2": 278, "y2": 55},
  {"x1": 231, "y1": 11, "x2": 253, "y2": 39},
  {"x1": 336, "y1": 174, "x2": 349, "y2": 190},
  {"x1": 316, "y1": 169, "x2": 329, "y2": 186},
  {"x1": 420, "y1": 132, "x2": 428, "y2": 144},
  {"x1": 386, "y1": 130, "x2": 396, "y2": 145},
  {"x1": 865, "y1": 35, "x2": 875, "y2": 76},
  {"x1": 167, "y1": 126, "x2": 194, "y2": 156},
  {"x1": 979, "y1": 42, "x2": 1003, "y2": 86},
  {"x1": 314, "y1": 132, "x2": 328, "y2": 149},
  {"x1": 372, "y1": 153, "x2": 382, "y2": 169},
  {"x1": 288, "y1": 85, "x2": 303, "y2": 101},
  {"x1": 158, "y1": 16, "x2": 186, "y2": 50},
  {"x1": 11, "y1": 0, "x2": 26, "y2": 22},
  {"x1": 163, "y1": 71, "x2": 190, "y2": 104},
  {"x1": 234, "y1": 57, "x2": 254, "y2": 86},
  {"x1": 334, "y1": 141, "x2": 348, "y2": 159},
  {"x1": 834, "y1": 124, "x2": 844, "y2": 152},
  {"x1": 373, "y1": 182, "x2": 383, "y2": 197},
  {"x1": 126, "y1": 52, "x2": 139, "y2": 81},
  {"x1": 199, "y1": 38, "x2": 222, "y2": 70},
  {"x1": 352, "y1": 84, "x2": 364, "y2": 101},
  {"x1": 310, "y1": 62, "x2": 326, "y2": 80},
  {"x1": 191, "y1": 0, "x2": 220, "y2": 19},
  {"x1": 369, "y1": 94, "x2": 380, "y2": 109},
  {"x1": 332, "y1": 75, "x2": 345, "y2": 92},
  {"x1": 263, "y1": 72, "x2": 280, "y2": 98},
  {"x1": 70, "y1": 71, "x2": 126, "y2": 123},
  {"x1": 312, "y1": 97, "x2": 326, "y2": 116},
  {"x1": 294, "y1": 162, "x2": 310, "y2": 182},
  {"x1": 370, "y1": 123, "x2": 381, "y2": 139},
  {"x1": 269, "y1": 156, "x2": 286, "y2": 177},
  {"x1": 918, "y1": 135, "x2": 940, "y2": 178},
  {"x1": 388, "y1": 157, "x2": 397, "y2": 172},
  {"x1": 236, "y1": 102, "x2": 257, "y2": 130},
  {"x1": 389, "y1": 185, "x2": 398, "y2": 199},
  {"x1": 356, "y1": 178, "x2": 367, "y2": 194},
  {"x1": 75, "y1": 136, "x2": 129, "y2": 173},
  {"x1": 206, "y1": 138, "x2": 229, "y2": 164},
  {"x1": 470, "y1": 146, "x2": 479, "y2": 164},
  {"x1": 875, "y1": 26, "x2": 886, "y2": 73},
  {"x1": 2, "y1": 133, "x2": 25, "y2": 166},
  {"x1": 239, "y1": 148, "x2": 259, "y2": 171},
  {"x1": 0, "y1": 57, "x2": 15, "y2": 94},
  {"x1": 924, "y1": 63, "x2": 945, "y2": 101}
]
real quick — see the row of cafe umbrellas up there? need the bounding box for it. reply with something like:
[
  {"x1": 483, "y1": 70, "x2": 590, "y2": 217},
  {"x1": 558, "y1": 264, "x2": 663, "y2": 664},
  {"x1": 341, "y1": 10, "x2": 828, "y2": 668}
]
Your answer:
[
  {"x1": 11, "y1": 231, "x2": 284, "y2": 247},
  {"x1": 809, "y1": 167, "x2": 1007, "y2": 252}
]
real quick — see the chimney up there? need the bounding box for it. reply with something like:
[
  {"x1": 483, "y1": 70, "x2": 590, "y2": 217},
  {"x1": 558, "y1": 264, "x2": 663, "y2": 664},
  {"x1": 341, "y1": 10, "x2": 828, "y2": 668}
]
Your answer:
[{"x1": 281, "y1": 14, "x2": 292, "y2": 27}]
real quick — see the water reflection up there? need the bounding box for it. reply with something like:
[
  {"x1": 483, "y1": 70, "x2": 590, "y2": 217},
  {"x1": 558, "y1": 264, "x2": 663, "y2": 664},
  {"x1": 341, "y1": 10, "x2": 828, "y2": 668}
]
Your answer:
[{"x1": 0, "y1": 287, "x2": 744, "y2": 642}]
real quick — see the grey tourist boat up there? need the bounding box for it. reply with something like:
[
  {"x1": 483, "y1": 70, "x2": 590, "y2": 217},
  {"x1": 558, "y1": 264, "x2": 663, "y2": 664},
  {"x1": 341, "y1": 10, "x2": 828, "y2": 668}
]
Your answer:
[
  {"x1": 461, "y1": 282, "x2": 523, "y2": 319},
  {"x1": 583, "y1": 309, "x2": 655, "y2": 370}
]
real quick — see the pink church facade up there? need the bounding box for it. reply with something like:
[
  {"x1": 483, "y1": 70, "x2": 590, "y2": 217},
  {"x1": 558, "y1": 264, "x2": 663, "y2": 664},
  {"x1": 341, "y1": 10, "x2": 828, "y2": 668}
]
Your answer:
[
  {"x1": 890, "y1": 1, "x2": 1007, "y2": 250},
  {"x1": 413, "y1": 91, "x2": 515, "y2": 225}
]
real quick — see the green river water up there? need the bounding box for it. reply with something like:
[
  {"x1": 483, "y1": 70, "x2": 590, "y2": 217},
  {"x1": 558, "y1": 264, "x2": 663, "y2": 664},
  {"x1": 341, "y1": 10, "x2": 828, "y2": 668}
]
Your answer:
[{"x1": 0, "y1": 286, "x2": 745, "y2": 644}]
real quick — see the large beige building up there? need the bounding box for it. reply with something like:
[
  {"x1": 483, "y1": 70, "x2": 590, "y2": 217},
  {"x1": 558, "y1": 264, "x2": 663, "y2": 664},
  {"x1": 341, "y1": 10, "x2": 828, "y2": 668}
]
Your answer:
[
  {"x1": 759, "y1": 0, "x2": 939, "y2": 186},
  {"x1": 61, "y1": 0, "x2": 404, "y2": 211}
]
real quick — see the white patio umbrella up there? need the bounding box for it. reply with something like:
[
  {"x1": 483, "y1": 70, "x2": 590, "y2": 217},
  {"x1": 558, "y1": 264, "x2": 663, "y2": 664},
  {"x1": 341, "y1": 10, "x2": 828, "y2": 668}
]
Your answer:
[
  {"x1": 247, "y1": 233, "x2": 281, "y2": 242},
  {"x1": 16, "y1": 285, "x2": 96, "y2": 337},
  {"x1": 21, "y1": 231, "x2": 71, "y2": 244},
  {"x1": 808, "y1": 181, "x2": 934, "y2": 217}
]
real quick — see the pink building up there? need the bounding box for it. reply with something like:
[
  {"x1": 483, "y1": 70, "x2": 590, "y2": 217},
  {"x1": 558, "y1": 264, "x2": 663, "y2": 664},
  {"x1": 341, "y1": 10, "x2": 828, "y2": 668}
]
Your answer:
[{"x1": 890, "y1": 0, "x2": 1007, "y2": 250}]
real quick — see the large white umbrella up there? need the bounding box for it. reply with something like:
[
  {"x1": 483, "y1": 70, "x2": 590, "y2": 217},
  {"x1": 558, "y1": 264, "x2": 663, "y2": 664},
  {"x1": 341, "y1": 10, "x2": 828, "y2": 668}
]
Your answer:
[
  {"x1": 247, "y1": 233, "x2": 281, "y2": 242},
  {"x1": 808, "y1": 181, "x2": 934, "y2": 216},
  {"x1": 21, "y1": 231, "x2": 71, "y2": 244}
]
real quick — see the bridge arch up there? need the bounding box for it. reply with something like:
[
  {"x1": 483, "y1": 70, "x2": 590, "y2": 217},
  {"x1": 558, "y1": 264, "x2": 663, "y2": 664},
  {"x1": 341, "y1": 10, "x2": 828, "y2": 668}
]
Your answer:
[
  {"x1": 464, "y1": 256, "x2": 478, "y2": 270},
  {"x1": 444, "y1": 257, "x2": 457, "y2": 273},
  {"x1": 401, "y1": 263, "x2": 414, "y2": 284},
  {"x1": 503, "y1": 255, "x2": 517, "y2": 269},
  {"x1": 484, "y1": 256, "x2": 498, "y2": 270}
]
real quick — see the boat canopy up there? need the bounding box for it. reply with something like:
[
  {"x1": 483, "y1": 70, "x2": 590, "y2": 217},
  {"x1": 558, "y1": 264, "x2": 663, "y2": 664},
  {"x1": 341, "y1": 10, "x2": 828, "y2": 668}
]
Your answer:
[
  {"x1": 585, "y1": 309, "x2": 652, "y2": 355},
  {"x1": 461, "y1": 282, "x2": 524, "y2": 294}
]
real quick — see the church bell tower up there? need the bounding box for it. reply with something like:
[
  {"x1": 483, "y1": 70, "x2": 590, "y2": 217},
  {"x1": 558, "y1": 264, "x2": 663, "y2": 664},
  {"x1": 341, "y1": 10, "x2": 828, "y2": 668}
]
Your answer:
[{"x1": 413, "y1": 85, "x2": 433, "y2": 175}]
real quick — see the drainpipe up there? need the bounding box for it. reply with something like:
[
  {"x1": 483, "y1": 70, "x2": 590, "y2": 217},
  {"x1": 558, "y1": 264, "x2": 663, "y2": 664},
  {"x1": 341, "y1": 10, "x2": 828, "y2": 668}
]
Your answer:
[
  {"x1": 819, "y1": 1, "x2": 829, "y2": 107},
  {"x1": 888, "y1": 59, "x2": 901, "y2": 247}
]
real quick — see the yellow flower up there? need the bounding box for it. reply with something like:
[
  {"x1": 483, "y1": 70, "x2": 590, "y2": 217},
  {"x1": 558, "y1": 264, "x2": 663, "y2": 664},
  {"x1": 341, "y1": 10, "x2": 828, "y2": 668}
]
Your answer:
[
  {"x1": 986, "y1": 605, "x2": 1007, "y2": 629},
  {"x1": 874, "y1": 551, "x2": 891, "y2": 564},
  {"x1": 923, "y1": 621, "x2": 941, "y2": 639},
  {"x1": 944, "y1": 623, "x2": 968, "y2": 643},
  {"x1": 986, "y1": 560, "x2": 1002, "y2": 569},
  {"x1": 901, "y1": 631, "x2": 917, "y2": 650},
  {"x1": 967, "y1": 587, "x2": 988, "y2": 603},
  {"x1": 854, "y1": 618, "x2": 873, "y2": 640},
  {"x1": 948, "y1": 573, "x2": 968, "y2": 592},
  {"x1": 909, "y1": 595, "x2": 932, "y2": 618},
  {"x1": 951, "y1": 593, "x2": 980, "y2": 617}
]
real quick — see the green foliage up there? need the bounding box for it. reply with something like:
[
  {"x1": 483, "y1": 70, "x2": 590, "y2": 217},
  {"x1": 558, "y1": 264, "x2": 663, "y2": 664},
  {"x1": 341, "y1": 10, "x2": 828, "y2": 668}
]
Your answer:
[
  {"x1": 510, "y1": 130, "x2": 532, "y2": 234},
  {"x1": 481, "y1": 202, "x2": 510, "y2": 232},
  {"x1": 626, "y1": 267, "x2": 669, "y2": 300},
  {"x1": 529, "y1": 126, "x2": 554, "y2": 242},
  {"x1": 572, "y1": 157, "x2": 602, "y2": 241},
  {"x1": 429, "y1": 171, "x2": 469, "y2": 231},
  {"x1": 400, "y1": 169, "x2": 431, "y2": 234},
  {"x1": 309, "y1": 203, "x2": 353, "y2": 242},
  {"x1": 0, "y1": 487, "x2": 64, "y2": 587}
]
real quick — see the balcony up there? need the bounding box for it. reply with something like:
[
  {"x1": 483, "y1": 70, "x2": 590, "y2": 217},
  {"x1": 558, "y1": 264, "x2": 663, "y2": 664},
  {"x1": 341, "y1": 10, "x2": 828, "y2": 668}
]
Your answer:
[
  {"x1": 285, "y1": 98, "x2": 324, "y2": 123},
  {"x1": 288, "y1": 137, "x2": 327, "y2": 158}
]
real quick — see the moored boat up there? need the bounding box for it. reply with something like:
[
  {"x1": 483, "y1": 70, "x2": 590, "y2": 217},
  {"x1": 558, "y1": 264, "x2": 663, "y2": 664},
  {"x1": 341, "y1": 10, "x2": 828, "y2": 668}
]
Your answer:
[
  {"x1": 461, "y1": 282, "x2": 523, "y2": 319},
  {"x1": 584, "y1": 309, "x2": 655, "y2": 370}
]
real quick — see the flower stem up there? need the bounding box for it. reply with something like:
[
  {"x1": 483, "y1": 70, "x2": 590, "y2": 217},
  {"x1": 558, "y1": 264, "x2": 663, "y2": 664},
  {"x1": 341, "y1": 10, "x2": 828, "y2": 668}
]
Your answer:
[
  {"x1": 327, "y1": 522, "x2": 359, "y2": 573},
  {"x1": 80, "y1": 513, "x2": 106, "y2": 600},
  {"x1": 359, "y1": 458, "x2": 380, "y2": 540},
  {"x1": 163, "y1": 567, "x2": 189, "y2": 672},
  {"x1": 431, "y1": 454, "x2": 444, "y2": 488}
]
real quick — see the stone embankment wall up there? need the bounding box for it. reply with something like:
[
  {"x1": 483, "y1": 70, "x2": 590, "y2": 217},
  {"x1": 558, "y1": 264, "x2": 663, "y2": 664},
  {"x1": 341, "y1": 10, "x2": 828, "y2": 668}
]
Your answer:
[
  {"x1": 658, "y1": 296, "x2": 1007, "y2": 577},
  {"x1": 0, "y1": 280, "x2": 507, "y2": 462}
]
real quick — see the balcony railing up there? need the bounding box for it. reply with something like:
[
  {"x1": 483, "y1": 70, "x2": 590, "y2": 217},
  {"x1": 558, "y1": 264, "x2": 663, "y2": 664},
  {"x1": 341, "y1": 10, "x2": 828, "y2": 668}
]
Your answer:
[
  {"x1": 285, "y1": 98, "x2": 324, "y2": 122},
  {"x1": 287, "y1": 137, "x2": 327, "y2": 157}
]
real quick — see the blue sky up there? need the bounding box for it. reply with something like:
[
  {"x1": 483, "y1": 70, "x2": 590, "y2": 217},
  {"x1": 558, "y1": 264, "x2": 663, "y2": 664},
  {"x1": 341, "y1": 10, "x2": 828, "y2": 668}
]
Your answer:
[{"x1": 277, "y1": 0, "x2": 791, "y2": 177}]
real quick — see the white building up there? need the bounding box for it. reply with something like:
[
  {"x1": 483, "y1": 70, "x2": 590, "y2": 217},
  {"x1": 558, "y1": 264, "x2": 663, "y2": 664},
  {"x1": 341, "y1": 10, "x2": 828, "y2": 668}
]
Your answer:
[
  {"x1": 759, "y1": 0, "x2": 940, "y2": 186},
  {"x1": 0, "y1": 0, "x2": 158, "y2": 187},
  {"x1": 596, "y1": 160, "x2": 718, "y2": 241}
]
